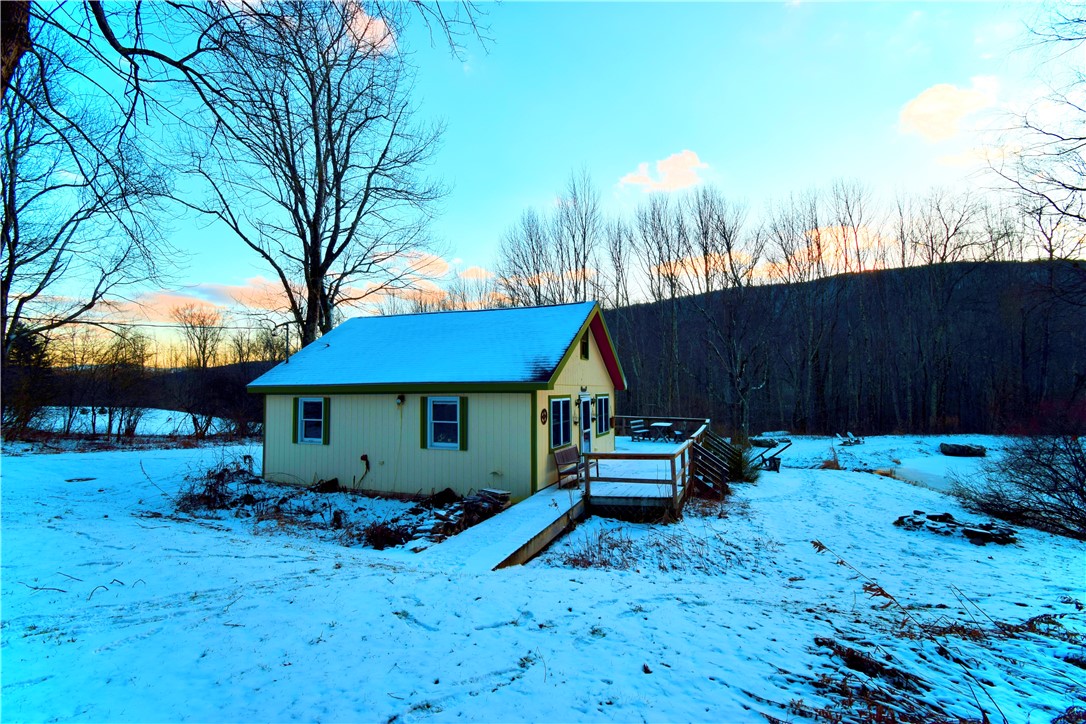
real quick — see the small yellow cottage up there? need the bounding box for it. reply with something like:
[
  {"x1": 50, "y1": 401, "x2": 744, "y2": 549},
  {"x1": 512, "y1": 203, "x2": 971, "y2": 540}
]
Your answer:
[{"x1": 247, "y1": 301, "x2": 626, "y2": 501}]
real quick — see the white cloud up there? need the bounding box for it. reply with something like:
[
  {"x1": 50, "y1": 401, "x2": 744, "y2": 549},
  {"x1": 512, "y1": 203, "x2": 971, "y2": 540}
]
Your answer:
[
  {"x1": 900, "y1": 76, "x2": 999, "y2": 142},
  {"x1": 618, "y1": 150, "x2": 709, "y2": 193}
]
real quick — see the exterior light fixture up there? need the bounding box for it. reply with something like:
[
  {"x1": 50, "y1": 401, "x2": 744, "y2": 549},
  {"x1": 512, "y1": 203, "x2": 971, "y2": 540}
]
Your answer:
[{"x1": 395, "y1": 394, "x2": 405, "y2": 406}]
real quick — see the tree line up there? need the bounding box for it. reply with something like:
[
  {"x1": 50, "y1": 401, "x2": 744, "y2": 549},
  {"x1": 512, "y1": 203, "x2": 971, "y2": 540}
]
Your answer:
[{"x1": 2, "y1": 308, "x2": 285, "y2": 438}]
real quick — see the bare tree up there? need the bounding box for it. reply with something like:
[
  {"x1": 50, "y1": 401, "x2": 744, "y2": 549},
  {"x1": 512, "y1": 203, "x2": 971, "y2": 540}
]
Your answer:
[
  {"x1": 554, "y1": 167, "x2": 602, "y2": 302},
  {"x1": 998, "y1": 8, "x2": 1086, "y2": 228},
  {"x1": 496, "y1": 209, "x2": 557, "y2": 306},
  {"x1": 1, "y1": 3, "x2": 32, "y2": 98},
  {"x1": 828, "y1": 179, "x2": 874, "y2": 274},
  {"x1": 897, "y1": 189, "x2": 991, "y2": 430},
  {"x1": 166, "y1": 304, "x2": 223, "y2": 437},
  {"x1": 601, "y1": 217, "x2": 634, "y2": 310},
  {"x1": 100, "y1": 329, "x2": 152, "y2": 439},
  {"x1": 682, "y1": 186, "x2": 749, "y2": 295},
  {"x1": 440, "y1": 272, "x2": 501, "y2": 310},
  {"x1": 180, "y1": 2, "x2": 444, "y2": 347},
  {"x1": 1, "y1": 26, "x2": 166, "y2": 362},
  {"x1": 172, "y1": 304, "x2": 224, "y2": 369},
  {"x1": 635, "y1": 194, "x2": 688, "y2": 412},
  {"x1": 685, "y1": 189, "x2": 769, "y2": 439},
  {"x1": 255, "y1": 326, "x2": 288, "y2": 362},
  {"x1": 764, "y1": 189, "x2": 861, "y2": 432},
  {"x1": 3, "y1": 1, "x2": 484, "y2": 102},
  {"x1": 51, "y1": 325, "x2": 104, "y2": 434},
  {"x1": 227, "y1": 329, "x2": 258, "y2": 366}
]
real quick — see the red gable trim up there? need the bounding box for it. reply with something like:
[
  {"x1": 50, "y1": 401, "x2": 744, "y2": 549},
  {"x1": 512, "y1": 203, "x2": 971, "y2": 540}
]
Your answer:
[{"x1": 589, "y1": 311, "x2": 627, "y2": 392}]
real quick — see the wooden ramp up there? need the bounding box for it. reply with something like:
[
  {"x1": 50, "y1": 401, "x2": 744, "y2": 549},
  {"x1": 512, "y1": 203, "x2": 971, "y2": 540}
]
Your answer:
[{"x1": 419, "y1": 484, "x2": 584, "y2": 573}]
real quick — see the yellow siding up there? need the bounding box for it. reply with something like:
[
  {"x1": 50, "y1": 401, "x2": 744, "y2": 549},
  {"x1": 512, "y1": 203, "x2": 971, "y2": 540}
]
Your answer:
[
  {"x1": 532, "y1": 329, "x2": 617, "y2": 491},
  {"x1": 264, "y1": 393, "x2": 533, "y2": 500}
]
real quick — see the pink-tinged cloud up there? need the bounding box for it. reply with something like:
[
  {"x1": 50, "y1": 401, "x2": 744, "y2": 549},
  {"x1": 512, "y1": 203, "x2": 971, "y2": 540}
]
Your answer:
[
  {"x1": 196, "y1": 277, "x2": 289, "y2": 310},
  {"x1": 404, "y1": 252, "x2": 451, "y2": 278},
  {"x1": 110, "y1": 293, "x2": 223, "y2": 324},
  {"x1": 459, "y1": 266, "x2": 494, "y2": 281},
  {"x1": 112, "y1": 277, "x2": 289, "y2": 323},
  {"x1": 900, "y1": 76, "x2": 998, "y2": 142},
  {"x1": 344, "y1": 5, "x2": 395, "y2": 53},
  {"x1": 619, "y1": 150, "x2": 709, "y2": 193}
]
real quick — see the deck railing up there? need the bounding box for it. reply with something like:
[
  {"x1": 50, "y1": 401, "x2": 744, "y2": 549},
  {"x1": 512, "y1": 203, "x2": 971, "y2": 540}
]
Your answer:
[{"x1": 582, "y1": 418, "x2": 711, "y2": 514}]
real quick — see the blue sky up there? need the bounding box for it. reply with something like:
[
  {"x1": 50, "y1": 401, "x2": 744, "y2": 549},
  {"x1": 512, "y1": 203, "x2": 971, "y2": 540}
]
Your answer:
[
  {"x1": 403, "y1": 1, "x2": 1037, "y2": 270},
  {"x1": 131, "y1": 1, "x2": 1047, "y2": 317}
]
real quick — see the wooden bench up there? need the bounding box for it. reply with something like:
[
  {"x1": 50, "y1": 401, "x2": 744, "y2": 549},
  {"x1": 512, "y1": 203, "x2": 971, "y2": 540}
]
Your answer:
[
  {"x1": 629, "y1": 418, "x2": 650, "y2": 441},
  {"x1": 553, "y1": 446, "x2": 596, "y2": 488}
]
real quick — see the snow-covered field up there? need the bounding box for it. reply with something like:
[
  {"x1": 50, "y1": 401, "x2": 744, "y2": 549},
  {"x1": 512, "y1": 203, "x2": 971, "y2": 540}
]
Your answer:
[
  {"x1": 33, "y1": 407, "x2": 231, "y2": 437},
  {"x1": 2, "y1": 436, "x2": 1083, "y2": 722}
]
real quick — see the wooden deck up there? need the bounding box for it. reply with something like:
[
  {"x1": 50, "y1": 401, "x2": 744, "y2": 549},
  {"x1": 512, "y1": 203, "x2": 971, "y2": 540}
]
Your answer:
[{"x1": 583, "y1": 418, "x2": 711, "y2": 518}]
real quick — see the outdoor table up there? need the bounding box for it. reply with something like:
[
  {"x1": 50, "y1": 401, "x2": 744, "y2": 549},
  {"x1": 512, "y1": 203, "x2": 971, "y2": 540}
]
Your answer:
[{"x1": 650, "y1": 421, "x2": 673, "y2": 441}]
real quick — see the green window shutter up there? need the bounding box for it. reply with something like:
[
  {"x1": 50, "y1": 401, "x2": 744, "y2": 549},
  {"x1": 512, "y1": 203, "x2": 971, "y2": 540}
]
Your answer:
[
  {"x1": 459, "y1": 396, "x2": 469, "y2": 451},
  {"x1": 420, "y1": 396, "x2": 428, "y2": 449},
  {"x1": 322, "y1": 397, "x2": 330, "y2": 445},
  {"x1": 292, "y1": 397, "x2": 299, "y2": 443}
]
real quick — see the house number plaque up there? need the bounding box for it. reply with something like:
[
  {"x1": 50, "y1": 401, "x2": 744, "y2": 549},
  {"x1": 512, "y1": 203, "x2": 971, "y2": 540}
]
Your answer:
[{"x1": 540, "y1": 408, "x2": 548, "y2": 425}]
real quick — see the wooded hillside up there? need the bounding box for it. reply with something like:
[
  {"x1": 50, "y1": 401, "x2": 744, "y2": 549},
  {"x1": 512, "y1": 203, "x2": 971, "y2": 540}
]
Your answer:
[{"x1": 607, "y1": 260, "x2": 1085, "y2": 435}]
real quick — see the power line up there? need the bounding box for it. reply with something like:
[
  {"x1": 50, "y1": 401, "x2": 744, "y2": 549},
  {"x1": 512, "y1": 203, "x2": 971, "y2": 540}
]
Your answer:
[{"x1": 17, "y1": 316, "x2": 285, "y2": 332}]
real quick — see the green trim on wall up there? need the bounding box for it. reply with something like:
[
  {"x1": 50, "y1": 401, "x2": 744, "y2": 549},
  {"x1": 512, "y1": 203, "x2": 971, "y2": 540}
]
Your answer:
[
  {"x1": 458, "y1": 396, "x2": 468, "y2": 451},
  {"x1": 546, "y1": 394, "x2": 573, "y2": 452},
  {"x1": 322, "y1": 397, "x2": 330, "y2": 445},
  {"x1": 291, "y1": 397, "x2": 299, "y2": 444},
  {"x1": 249, "y1": 382, "x2": 543, "y2": 395},
  {"x1": 262, "y1": 396, "x2": 268, "y2": 475},
  {"x1": 530, "y1": 391, "x2": 539, "y2": 494},
  {"x1": 595, "y1": 394, "x2": 612, "y2": 437},
  {"x1": 419, "y1": 396, "x2": 428, "y2": 449}
]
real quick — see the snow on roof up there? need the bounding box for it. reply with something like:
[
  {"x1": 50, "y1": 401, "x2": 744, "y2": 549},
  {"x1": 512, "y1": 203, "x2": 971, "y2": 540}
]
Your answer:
[{"x1": 248, "y1": 301, "x2": 600, "y2": 390}]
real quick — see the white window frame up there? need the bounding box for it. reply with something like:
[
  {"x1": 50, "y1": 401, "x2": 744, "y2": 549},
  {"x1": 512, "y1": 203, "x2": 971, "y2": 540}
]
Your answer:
[
  {"x1": 427, "y1": 396, "x2": 460, "y2": 450},
  {"x1": 596, "y1": 395, "x2": 611, "y2": 435},
  {"x1": 550, "y1": 397, "x2": 572, "y2": 448},
  {"x1": 298, "y1": 397, "x2": 325, "y2": 444}
]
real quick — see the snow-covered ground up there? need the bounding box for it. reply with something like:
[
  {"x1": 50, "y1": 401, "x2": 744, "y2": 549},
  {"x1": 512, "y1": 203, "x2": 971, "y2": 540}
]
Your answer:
[
  {"x1": 2, "y1": 436, "x2": 1083, "y2": 722},
  {"x1": 33, "y1": 406, "x2": 231, "y2": 437}
]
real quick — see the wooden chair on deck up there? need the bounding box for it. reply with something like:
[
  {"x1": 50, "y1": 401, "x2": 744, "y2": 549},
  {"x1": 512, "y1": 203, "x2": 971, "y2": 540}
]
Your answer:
[{"x1": 554, "y1": 446, "x2": 597, "y2": 488}]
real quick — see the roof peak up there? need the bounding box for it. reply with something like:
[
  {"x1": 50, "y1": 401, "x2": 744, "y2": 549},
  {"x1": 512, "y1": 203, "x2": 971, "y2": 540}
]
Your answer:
[{"x1": 343, "y1": 300, "x2": 597, "y2": 323}]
